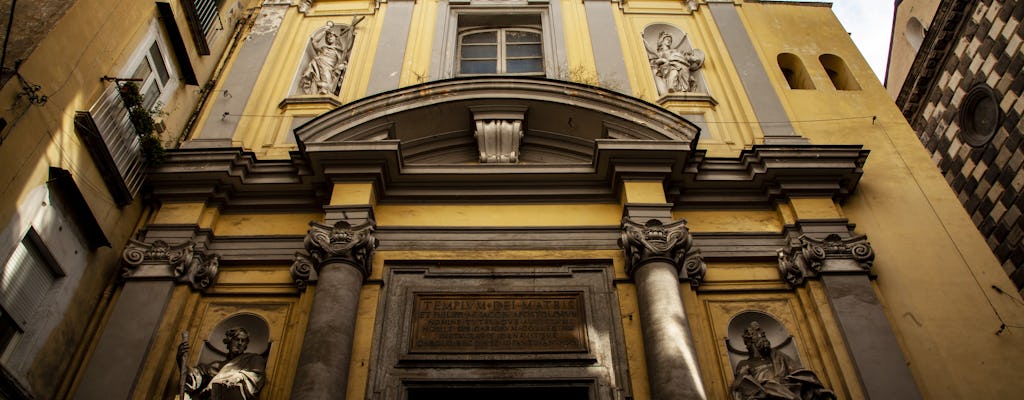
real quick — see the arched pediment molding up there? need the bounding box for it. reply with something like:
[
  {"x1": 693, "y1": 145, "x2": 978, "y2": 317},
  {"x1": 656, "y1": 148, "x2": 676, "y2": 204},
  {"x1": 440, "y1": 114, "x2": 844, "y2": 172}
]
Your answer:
[{"x1": 295, "y1": 77, "x2": 700, "y2": 148}]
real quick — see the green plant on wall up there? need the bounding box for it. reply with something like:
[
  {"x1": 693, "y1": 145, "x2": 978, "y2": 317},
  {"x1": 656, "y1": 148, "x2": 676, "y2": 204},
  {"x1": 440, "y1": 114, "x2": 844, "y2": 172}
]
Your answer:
[{"x1": 118, "y1": 82, "x2": 165, "y2": 166}]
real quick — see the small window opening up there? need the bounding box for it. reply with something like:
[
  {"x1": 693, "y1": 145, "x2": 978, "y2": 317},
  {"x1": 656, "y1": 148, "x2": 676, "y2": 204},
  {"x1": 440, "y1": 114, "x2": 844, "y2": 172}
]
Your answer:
[
  {"x1": 819, "y1": 54, "x2": 860, "y2": 90},
  {"x1": 777, "y1": 53, "x2": 814, "y2": 89},
  {"x1": 905, "y1": 17, "x2": 926, "y2": 51}
]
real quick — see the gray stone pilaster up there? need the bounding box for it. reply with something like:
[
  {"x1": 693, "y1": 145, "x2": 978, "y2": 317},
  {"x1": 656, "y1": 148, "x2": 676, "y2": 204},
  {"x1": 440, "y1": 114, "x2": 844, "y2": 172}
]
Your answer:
[
  {"x1": 366, "y1": 0, "x2": 416, "y2": 95},
  {"x1": 186, "y1": 3, "x2": 290, "y2": 147},
  {"x1": 706, "y1": 2, "x2": 808, "y2": 144},
  {"x1": 779, "y1": 233, "x2": 922, "y2": 399},
  {"x1": 290, "y1": 219, "x2": 378, "y2": 399},
  {"x1": 582, "y1": 0, "x2": 632, "y2": 93},
  {"x1": 73, "y1": 239, "x2": 218, "y2": 400},
  {"x1": 620, "y1": 214, "x2": 707, "y2": 399}
]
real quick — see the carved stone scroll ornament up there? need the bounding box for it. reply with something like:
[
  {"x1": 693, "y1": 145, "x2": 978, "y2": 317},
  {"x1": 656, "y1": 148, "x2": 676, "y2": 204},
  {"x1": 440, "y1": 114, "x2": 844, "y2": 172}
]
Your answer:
[
  {"x1": 298, "y1": 0, "x2": 313, "y2": 13},
  {"x1": 122, "y1": 239, "x2": 220, "y2": 290},
  {"x1": 642, "y1": 30, "x2": 706, "y2": 95},
  {"x1": 777, "y1": 233, "x2": 875, "y2": 286},
  {"x1": 471, "y1": 106, "x2": 527, "y2": 163},
  {"x1": 300, "y1": 17, "x2": 363, "y2": 96},
  {"x1": 619, "y1": 217, "x2": 707, "y2": 286},
  {"x1": 291, "y1": 220, "x2": 378, "y2": 289}
]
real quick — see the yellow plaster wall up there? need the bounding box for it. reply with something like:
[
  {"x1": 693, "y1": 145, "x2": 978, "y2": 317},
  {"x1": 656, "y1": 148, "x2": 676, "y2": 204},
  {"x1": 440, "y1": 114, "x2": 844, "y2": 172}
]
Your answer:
[
  {"x1": 374, "y1": 204, "x2": 622, "y2": 227},
  {"x1": 214, "y1": 212, "x2": 323, "y2": 236},
  {"x1": 741, "y1": 3, "x2": 1024, "y2": 397}
]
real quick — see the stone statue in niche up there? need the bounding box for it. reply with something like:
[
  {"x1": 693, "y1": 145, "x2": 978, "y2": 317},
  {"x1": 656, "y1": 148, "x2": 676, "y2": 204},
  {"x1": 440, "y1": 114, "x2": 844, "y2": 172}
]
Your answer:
[
  {"x1": 178, "y1": 327, "x2": 267, "y2": 400},
  {"x1": 643, "y1": 31, "x2": 705, "y2": 95},
  {"x1": 301, "y1": 17, "x2": 363, "y2": 96},
  {"x1": 730, "y1": 322, "x2": 836, "y2": 400}
]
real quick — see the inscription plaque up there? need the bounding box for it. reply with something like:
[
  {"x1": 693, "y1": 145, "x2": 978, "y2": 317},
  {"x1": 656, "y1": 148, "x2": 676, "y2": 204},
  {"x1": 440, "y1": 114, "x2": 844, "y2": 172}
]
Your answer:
[{"x1": 410, "y1": 292, "x2": 589, "y2": 353}]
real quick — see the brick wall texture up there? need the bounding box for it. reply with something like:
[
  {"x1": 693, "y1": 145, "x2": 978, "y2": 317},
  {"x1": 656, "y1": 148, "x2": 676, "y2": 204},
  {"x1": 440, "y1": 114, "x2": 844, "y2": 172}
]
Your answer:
[{"x1": 912, "y1": 0, "x2": 1024, "y2": 290}]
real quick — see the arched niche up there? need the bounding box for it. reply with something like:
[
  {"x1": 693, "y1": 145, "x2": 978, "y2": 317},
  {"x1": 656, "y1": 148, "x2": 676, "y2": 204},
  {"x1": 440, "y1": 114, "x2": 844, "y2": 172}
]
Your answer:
[
  {"x1": 641, "y1": 23, "x2": 707, "y2": 96},
  {"x1": 724, "y1": 311, "x2": 801, "y2": 371},
  {"x1": 197, "y1": 312, "x2": 272, "y2": 366},
  {"x1": 819, "y1": 54, "x2": 861, "y2": 91},
  {"x1": 290, "y1": 18, "x2": 363, "y2": 97},
  {"x1": 777, "y1": 53, "x2": 815, "y2": 90}
]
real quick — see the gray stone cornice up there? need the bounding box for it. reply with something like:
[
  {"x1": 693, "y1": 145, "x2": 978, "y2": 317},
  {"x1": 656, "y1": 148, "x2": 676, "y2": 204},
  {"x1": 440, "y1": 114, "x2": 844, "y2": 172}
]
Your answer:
[
  {"x1": 778, "y1": 233, "x2": 875, "y2": 287},
  {"x1": 620, "y1": 217, "x2": 707, "y2": 286},
  {"x1": 291, "y1": 219, "x2": 379, "y2": 289},
  {"x1": 121, "y1": 239, "x2": 219, "y2": 290},
  {"x1": 895, "y1": 0, "x2": 973, "y2": 121}
]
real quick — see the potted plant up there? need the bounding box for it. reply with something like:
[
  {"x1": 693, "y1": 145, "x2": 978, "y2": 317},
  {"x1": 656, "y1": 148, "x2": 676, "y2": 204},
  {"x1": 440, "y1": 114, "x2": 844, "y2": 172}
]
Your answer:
[{"x1": 118, "y1": 82, "x2": 165, "y2": 166}]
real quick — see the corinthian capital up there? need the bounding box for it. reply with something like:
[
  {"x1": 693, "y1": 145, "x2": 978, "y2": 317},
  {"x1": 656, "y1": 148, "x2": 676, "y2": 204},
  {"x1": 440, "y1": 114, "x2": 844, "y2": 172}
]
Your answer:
[
  {"x1": 121, "y1": 239, "x2": 219, "y2": 290},
  {"x1": 778, "y1": 233, "x2": 874, "y2": 286},
  {"x1": 297, "y1": 219, "x2": 378, "y2": 284},
  {"x1": 619, "y1": 217, "x2": 705, "y2": 284}
]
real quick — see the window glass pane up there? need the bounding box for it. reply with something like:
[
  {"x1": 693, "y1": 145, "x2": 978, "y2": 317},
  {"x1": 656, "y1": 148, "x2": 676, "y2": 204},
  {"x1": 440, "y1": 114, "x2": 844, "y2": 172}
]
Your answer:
[
  {"x1": 131, "y1": 60, "x2": 153, "y2": 82},
  {"x1": 506, "y1": 58, "x2": 543, "y2": 74},
  {"x1": 149, "y1": 42, "x2": 170, "y2": 86},
  {"x1": 506, "y1": 44, "x2": 542, "y2": 58},
  {"x1": 461, "y1": 60, "x2": 497, "y2": 74},
  {"x1": 506, "y1": 30, "x2": 541, "y2": 43},
  {"x1": 461, "y1": 44, "x2": 498, "y2": 59},
  {"x1": 142, "y1": 83, "x2": 161, "y2": 110},
  {"x1": 462, "y1": 31, "x2": 497, "y2": 44}
]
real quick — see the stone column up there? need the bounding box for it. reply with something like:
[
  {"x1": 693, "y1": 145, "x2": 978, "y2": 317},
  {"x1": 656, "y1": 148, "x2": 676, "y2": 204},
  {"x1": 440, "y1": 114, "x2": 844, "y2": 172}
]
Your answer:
[
  {"x1": 73, "y1": 239, "x2": 218, "y2": 400},
  {"x1": 620, "y1": 217, "x2": 707, "y2": 399},
  {"x1": 290, "y1": 219, "x2": 378, "y2": 399}
]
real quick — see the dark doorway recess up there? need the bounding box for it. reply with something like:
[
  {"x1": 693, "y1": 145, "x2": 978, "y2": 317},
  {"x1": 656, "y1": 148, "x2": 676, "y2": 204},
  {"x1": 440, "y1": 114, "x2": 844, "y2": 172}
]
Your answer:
[{"x1": 408, "y1": 386, "x2": 589, "y2": 400}]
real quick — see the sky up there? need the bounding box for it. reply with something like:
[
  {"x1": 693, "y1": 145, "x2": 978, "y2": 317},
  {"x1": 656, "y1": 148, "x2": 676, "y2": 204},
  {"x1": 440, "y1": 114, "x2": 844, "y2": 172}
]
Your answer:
[{"x1": 830, "y1": 1, "x2": 896, "y2": 81}]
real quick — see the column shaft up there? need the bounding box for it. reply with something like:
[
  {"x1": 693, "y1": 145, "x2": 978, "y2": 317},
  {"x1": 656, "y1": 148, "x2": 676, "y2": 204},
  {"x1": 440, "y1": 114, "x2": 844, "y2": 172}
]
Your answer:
[
  {"x1": 634, "y1": 260, "x2": 706, "y2": 399},
  {"x1": 290, "y1": 261, "x2": 364, "y2": 399}
]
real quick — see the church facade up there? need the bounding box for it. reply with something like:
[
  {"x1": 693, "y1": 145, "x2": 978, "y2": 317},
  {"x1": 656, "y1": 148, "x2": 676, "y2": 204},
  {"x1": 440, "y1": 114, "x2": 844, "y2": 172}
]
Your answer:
[{"x1": 2, "y1": 1, "x2": 1023, "y2": 399}]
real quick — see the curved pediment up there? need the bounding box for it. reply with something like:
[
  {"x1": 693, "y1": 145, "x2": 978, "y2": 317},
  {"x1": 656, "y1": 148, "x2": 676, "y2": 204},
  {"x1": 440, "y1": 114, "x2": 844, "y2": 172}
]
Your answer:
[{"x1": 295, "y1": 77, "x2": 700, "y2": 165}]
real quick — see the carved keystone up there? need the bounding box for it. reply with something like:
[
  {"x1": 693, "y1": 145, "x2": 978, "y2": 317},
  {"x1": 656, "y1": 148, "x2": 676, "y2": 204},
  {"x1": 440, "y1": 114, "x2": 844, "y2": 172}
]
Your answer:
[
  {"x1": 471, "y1": 106, "x2": 527, "y2": 163},
  {"x1": 619, "y1": 217, "x2": 706, "y2": 287},
  {"x1": 291, "y1": 219, "x2": 378, "y2": 289},
  {"x1": 778, "y1": 233, "x2": 875, "y2": 286},
  {"x1": 122, "y1": 239, "x2": 219, "y2": 290}
]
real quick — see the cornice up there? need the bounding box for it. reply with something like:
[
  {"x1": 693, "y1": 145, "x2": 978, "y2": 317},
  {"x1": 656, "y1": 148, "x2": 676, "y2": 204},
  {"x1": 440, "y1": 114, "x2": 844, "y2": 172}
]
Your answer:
[{"x1": 895, "y1": 0, "x2": 973, "y2": 121}]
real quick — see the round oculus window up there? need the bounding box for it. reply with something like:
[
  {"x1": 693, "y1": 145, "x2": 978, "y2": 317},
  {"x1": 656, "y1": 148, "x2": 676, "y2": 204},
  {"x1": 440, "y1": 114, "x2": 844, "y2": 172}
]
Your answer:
[{"x1": 958, "y1": 85, "x2": 1002, "y2": 147}]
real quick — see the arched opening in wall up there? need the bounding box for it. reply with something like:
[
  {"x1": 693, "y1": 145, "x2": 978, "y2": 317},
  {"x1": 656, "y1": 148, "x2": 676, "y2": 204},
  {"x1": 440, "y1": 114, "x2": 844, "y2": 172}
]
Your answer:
[
  {"x1": 819, "y1": 54, "x2": 860, "y2": 90},
  {"x1": 777, "y1": 53, "x2": 814, "y2": 89},
  {"x1": 905, "y1": 17, "x2": 926, "y2": 51}
]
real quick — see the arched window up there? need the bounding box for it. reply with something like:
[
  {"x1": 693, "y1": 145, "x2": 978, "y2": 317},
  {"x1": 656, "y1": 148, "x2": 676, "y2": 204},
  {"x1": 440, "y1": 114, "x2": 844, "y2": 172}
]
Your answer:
[
  {"x1": 777, "y1": 53, "x2": 814, "y2": 89},
  {"x1": 905, "y1": 17, "x2": 926, "y2": 51},
  {"x1": 819, "y1": 54, "x2": 860, "y2": 90},
  {"x1": 458, "y1": 27, "x2": 544, "y2": 76}
]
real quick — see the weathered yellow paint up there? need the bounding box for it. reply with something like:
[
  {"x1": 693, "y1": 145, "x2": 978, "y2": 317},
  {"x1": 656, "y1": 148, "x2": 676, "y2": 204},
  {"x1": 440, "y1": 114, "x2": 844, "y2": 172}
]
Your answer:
[
  {"x1": 331, "y1": 182, "x2": 377, "y2": 206},
  {"x1": 676, "y1": 210, "x2": 782, "y2": 232},
  {"x1": 559, "y1": 0, "x2": 599, "y2": 82},
  {"x1": 153, "y1": 202, "x2": 207, "y2": 225},
  {"x1": 214, "y1": 213, "x2": 323, "y2": 236},
  {"x1": 199, "y1": 207, "x2": 221, "y2": 230},
  {"x1": 374, "y1": 204, "x2": 622, "y2": 227},
  {"x1": 622, "y1": 181, "x2": 667, "y2": 204},
  {"x1": 703, "y1": 263, "x2": 783, "y2": 283},
  {"x1": 615, "y1": 282, "x2": 649, "y2": 400},
  {"x1": 788, "y1": 198, "x2": 842, "y2": 220},
  {"x1": 345, "y1": 284, "x2": 381, "y2": 400},
  {"x1": 399, "y1": 0, "x2": 440, "y2": 86}
]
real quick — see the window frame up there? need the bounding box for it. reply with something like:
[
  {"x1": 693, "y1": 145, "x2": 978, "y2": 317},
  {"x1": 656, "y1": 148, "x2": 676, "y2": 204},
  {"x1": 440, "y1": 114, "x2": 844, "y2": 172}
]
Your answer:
[
  {"x1": 457, "y1": 27, "x2": 545, "y2": 76},
  {"x1": 123, "y1": 22, "x2": 179, "y2": 112},
  {"x1": 431, "y1": 2, "x2": 566, "y2": 80}
]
